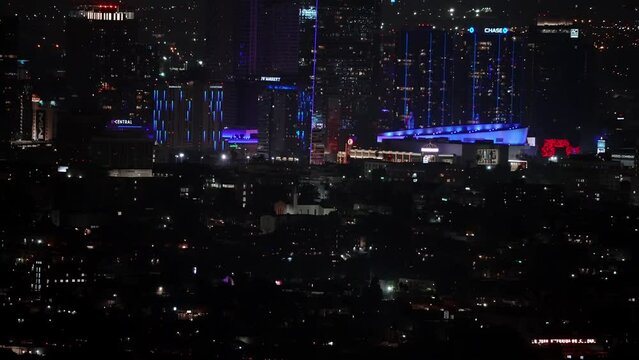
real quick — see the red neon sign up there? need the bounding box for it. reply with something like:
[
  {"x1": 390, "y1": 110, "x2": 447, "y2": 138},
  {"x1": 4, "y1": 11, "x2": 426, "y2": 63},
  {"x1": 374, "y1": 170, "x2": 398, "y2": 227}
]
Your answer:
[
  {"x1": 96, "y1": 4, "x2": 119, "y2": 11},
  {"x1": 541, "y1": 139, "x2": 581, "y2": 158}
]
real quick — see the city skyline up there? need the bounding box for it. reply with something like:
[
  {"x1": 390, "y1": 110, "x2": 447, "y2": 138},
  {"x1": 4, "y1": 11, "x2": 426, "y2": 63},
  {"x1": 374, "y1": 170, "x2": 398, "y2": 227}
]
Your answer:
[{"x1": 0, "y1": 1, "x2": 638, "y2": 359}]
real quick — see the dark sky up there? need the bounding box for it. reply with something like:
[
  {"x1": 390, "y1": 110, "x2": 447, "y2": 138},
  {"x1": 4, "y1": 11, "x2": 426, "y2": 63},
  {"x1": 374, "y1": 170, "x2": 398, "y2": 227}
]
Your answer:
[{"x1": 3, "y1": 0, "x2": 637, "y2": 20}]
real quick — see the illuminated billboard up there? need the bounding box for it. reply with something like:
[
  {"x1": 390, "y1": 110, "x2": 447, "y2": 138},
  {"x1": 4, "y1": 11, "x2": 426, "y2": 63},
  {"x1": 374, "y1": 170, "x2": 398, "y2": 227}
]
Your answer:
[
  {"x1": 299, "y1": 8, "x2": 317, "y2": 20},
  {"x1": 34, "y1": 110, "x2": 46, "y2": 141},
  {"x1": 596, "y1": 139, "x2": 606, "y2": 154},
  {"x1": 570, "y1": 29, "x2": 580, "y2": 39},
  {"x1": 468, "y1": 27, "x2": 510, "y2": 35},
  {"x1": 477, "y1": 149, "x2": 499, "y2": 166}
]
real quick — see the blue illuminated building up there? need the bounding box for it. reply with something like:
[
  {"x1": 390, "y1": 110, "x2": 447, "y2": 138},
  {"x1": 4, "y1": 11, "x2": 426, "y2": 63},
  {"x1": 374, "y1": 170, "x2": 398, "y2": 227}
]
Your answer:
[
  {"x1": 257, "y1": 80, "x2": 312, "y2": 161},
  {"x1": 377, "y1": 123, "x2": 529, "y2": 145},
  {"x1": 393, "y1": 26, "x2": 524, "y2": 129},
  {"x1": 152, "y1": 83, "x2": 225, "y2": 160}
]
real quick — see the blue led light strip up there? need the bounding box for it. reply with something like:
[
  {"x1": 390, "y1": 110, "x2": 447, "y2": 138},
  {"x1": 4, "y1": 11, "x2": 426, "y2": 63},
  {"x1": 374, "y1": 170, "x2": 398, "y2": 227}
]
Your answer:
[
  {"x1": 496, "y1": 34, "x2": 502, "y2": 121},
  {"x1": 403, "y1": 32, "x2": 410, "y2": 122},
  {"x1": 310, "y1": 0, "x2": 319, "y2": 118},
  {"x1": 510, "y1": 38, "x2": 516, "y2": 124},
  {"x1": 472, "y1": 32, "x2": 477, "y2": 123},
  {"x1": 441, "y1": 33, "x2": 447, "y2": 126},
  {"x1": 427, "y1": 31, "x2": 433, "y2": 127}
]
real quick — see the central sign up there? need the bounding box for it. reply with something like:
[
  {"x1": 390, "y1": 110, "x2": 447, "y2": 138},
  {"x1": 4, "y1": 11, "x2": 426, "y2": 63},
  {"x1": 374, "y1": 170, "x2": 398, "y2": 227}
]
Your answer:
[{"x1": 112, "y1": 119, "x2": 133, "y2": 125}]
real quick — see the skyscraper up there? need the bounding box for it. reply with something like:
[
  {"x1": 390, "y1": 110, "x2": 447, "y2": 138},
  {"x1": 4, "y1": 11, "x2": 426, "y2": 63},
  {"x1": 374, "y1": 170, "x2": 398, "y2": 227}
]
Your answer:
[
  {"x1": 65, "y1": 4, "x2": 151, "y2": 116},
  {"x1": 30, "y1": 95, "x2": 57, "y2": 142},
  {"x1": 204, "y1": 0, "x2": 316, "y2": 162},
  {"x1": 265, "y1": 1, "x2": 303, "y2": 76},
  {"x1": 393, "y1": 26, "x2": 526, "y2": 129},
  {"x1": 205, "y1": 0, "x2": 305, "y2": 79},
  {"x1": 313, "y1": 0, "x2": 381, "y2": 158},
  {"x1": 394, "y1": 28, "x2": 451, "y2": 129},
  {"x1": 462, "y1": 26, "x2": 524, "y2": 125},
  {"x1": 257, "y1": 80, "x2": 312, "y2": 161},
  {"x1": 204, "y1": 0, "x2": 237, "y2": 80},
  {"x1": 0, "y1": 15, "x2": 20, "y2": 144},
  {"x1": 528, "y1": 19, "x2": 595, "y2": 142}
]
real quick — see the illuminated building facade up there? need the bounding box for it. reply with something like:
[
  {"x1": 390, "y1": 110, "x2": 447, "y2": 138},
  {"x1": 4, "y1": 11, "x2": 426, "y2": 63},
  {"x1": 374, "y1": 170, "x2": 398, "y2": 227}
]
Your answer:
[
  {"x1": 204, "y1": 0, "x2": 317, "y2": 163},
  {"x1": 373, "y1": 122, "x2": 535, "y2": 168},
  {"x1": 153, "y1": 83, "x2": 225, "y2": 160},
  {"x1": 310, "y1": 127, "x2": 326, "y2": 165},
  {"x1": 313, "y1": 0, "x2": 381, "y2": 156},
  {"x1": 377, "y1": 122, "x2": 529, "y2": 145},
  {"x1": 66, "y1": 4, "x2": 156, "y2": 119},
  {"x1": 66, "y1": 5, "x2": 138, "y2": 98},
  {"x1": 0, "y1": 16, "x2": 21, "y2": 143},
  {"x1": 257, "y1": 82, "x2": 312, "y2": 161},
  {"x1": 395, "y1": 28, "x2": 451, "y2": 129},
  {"x1": 30, "y1": 96, "x2": 57, "y2": 142},
  {"x1": 394, "y1": 26, "x2": 525, "y2": 129}
]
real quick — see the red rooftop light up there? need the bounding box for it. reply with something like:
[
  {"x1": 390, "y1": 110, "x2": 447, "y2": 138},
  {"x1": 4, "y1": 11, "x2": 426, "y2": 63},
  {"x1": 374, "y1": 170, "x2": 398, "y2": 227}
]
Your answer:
[
  {"x1": 96, "y1": 4, "x2": 119, "y2": 11},
  {"x1": 541, "y1": 139, "x2": 581, "y2": 158}
]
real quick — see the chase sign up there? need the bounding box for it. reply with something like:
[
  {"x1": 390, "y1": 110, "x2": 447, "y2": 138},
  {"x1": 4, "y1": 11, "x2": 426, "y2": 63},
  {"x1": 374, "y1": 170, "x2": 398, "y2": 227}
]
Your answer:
[
  {"x1": 484, "y1": 27, "x2": 509, "y2": 34},
  {"x1": 469, "y1": 27, "x2": 510, "y2": 35}
]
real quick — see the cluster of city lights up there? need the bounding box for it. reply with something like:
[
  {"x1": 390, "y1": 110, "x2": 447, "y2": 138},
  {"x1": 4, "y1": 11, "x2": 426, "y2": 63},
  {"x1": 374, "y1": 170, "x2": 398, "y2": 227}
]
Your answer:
[{"x1": 531, "y1": 338, "x2": 597, "y2": 345}]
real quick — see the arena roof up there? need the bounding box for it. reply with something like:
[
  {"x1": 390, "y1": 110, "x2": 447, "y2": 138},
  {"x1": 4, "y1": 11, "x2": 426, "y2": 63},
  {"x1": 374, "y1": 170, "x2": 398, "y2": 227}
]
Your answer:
[{"x1": 377, "y1": 123, "x2": 529, "y2": 146}]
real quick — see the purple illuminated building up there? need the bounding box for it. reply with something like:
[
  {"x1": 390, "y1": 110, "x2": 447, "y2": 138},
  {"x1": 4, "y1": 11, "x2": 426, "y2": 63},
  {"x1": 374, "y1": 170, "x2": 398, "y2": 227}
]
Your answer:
[{"x1": 222, "y1": 129, "x2": 259, "y2": 145}]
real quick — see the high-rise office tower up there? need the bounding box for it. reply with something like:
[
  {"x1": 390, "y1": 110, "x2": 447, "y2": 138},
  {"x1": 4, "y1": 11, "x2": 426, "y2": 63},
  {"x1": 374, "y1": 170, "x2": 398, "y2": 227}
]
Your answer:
[
  {"x1": 153, "y1": 82, "x2": 225, "y2": 161},
  {"x1": 204, "y1": 0, "x2": 316, "y2": 162},
  {"x1": 205, "y1": 0, "x2": 305, "y2": 79},
  {"x1": 257, "y1": 80, "x2": 312, "y2": 161},
  {"x1": 234, "y1": 0, "x2": 266, "y2": 77},
  {"x1": 393, "y1": 26, "x2": 526, "y2": 129},
  {"x1": 204, "y1": 0, "x2": 237, "y2": 80},
  {"x1": 265, "y1": 1, "x2": 303, "y2": 76},
  {"x1": 394, "y1": 28, "x2": 452, "y2": 129},
  {"x1": 378, "y1": 25, "x2": 399, "y2": 133},
  {"x1": 65, "y1": 5, "x2": 155, "y2": 117},
  {"x1": 313, "y1": 0, "x2": 381, "y2": 155},
  {"x1": 30, "y1": 95, "x2": 57, "y2": 142},
  {"x1": 0, "y1": 15, "x2": 20, "y2": 144},
  {"x1": 528, "y1": 20, "x2": 595, "y2": 142},
  {"x1": 66, "y1": 5, "x2": 137, "y2": 95},
  {"x1": 462, "y1": 26, "x2": 525, "y2": 125}
]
